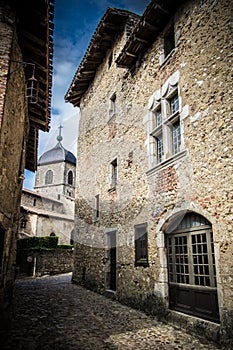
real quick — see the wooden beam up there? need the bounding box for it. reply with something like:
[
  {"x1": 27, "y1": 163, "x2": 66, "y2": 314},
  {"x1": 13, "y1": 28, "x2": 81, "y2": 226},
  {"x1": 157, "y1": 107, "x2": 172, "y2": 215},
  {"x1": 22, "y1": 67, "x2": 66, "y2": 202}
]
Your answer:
[
  {"x1": 155, "y1": 3, "x2": 169, "y2": 15},
  {"x1": 142, "y1": 20, "x2": 157, "y2": 31},
  {"x1": 125, "y1": 51, "x2": 137, "y2": 58},
  {"x1": 134, "y1": 36, "x2": 149, "y2": 44}
]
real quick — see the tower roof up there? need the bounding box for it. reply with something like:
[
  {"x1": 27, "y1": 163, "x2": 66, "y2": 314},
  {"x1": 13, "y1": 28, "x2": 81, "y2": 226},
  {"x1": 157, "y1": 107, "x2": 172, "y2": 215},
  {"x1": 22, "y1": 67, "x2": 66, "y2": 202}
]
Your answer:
[
  {"x1": 38, "y1": 142, "x2": 76, "y2": 166},
  {"x1": 38, "y1": 126, "x2": 76, "y2": 166}
]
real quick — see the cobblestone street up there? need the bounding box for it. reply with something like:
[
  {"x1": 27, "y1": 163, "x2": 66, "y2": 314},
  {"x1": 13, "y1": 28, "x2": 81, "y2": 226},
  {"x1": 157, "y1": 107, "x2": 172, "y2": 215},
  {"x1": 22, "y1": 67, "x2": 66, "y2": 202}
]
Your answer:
[{"x1": 1, "y1": 273, "x2": 220, "y2": 350}]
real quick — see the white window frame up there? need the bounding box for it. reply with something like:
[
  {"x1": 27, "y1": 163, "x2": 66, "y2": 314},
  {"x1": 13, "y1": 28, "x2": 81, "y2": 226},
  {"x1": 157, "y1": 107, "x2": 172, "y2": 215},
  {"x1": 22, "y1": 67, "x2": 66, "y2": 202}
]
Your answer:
[{"x1": 147, "y1": 71, "x2": 186, "y2": 172}]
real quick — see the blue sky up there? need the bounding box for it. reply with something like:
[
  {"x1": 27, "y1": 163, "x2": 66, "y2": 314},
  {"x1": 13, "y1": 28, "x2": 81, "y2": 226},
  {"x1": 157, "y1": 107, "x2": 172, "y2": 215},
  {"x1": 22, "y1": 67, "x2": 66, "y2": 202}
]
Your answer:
[{"x1": 23, "y1": 0, "x2": 149, "y2": 190}]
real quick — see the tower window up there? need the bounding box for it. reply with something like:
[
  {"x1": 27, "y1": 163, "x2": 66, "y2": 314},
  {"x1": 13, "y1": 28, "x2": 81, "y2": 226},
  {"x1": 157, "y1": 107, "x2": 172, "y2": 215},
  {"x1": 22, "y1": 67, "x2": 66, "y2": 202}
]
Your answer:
[
  {"x1": 68, "y1": 170, "x2": 74, "y2": 186},
  {"x1": 45, "y1": 170, "x2": 53, "y2": 185}
]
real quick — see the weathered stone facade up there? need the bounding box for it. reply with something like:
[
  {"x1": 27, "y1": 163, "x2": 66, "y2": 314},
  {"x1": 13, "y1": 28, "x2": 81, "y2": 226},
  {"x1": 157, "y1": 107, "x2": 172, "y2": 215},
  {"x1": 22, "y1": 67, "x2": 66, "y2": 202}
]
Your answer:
[
  {"x1": 66, "y1": 1, "x2": 232, "y2": 346},
  {"x1": 0, "y1": 0, "x2": 54, "y2": 314}
]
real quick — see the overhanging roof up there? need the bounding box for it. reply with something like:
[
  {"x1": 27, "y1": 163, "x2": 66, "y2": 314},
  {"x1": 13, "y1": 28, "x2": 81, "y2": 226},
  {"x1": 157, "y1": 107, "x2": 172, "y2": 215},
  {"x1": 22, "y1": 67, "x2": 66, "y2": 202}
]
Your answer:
[
  {"x1": 65, "y1": 7, "x2": 139, "y2": 107},
  {"x1": 116, "y1": 0, "x2": 183, "y2": 68},
  {"x1": 16, "y1": 0, "x2": 55, "y2": 171}
]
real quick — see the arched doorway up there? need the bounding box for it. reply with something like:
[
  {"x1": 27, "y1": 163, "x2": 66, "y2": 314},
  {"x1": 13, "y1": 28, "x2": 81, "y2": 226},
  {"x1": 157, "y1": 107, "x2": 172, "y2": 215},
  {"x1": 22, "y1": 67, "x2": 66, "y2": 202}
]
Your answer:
[{"x1": 165, "y1": 212, "x2": 219, "y2": 323}]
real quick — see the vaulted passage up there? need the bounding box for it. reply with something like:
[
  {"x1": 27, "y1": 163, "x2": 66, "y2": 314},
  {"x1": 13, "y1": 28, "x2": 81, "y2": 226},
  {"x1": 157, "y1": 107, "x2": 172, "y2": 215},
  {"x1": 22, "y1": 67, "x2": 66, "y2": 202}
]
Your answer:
[{"x1": 166, "y1": 212, "x2": 219, "y2": 323}]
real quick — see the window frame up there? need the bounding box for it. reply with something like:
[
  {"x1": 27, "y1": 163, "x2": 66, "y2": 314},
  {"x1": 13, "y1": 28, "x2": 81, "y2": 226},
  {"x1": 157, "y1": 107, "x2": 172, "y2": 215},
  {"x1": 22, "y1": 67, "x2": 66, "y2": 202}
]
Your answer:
[
  {"x1": 166, "y1": 214, "x2": 216, "y2": 288},
  {"x1": 45, "y1": 169, "x2": 53, "y2": 185},
  {"x1": 149, "y1": 85, "x2": 182, "y2": 166},
  {"x1": 134, "y1": 223, "x2": 149, "y2": 267}
]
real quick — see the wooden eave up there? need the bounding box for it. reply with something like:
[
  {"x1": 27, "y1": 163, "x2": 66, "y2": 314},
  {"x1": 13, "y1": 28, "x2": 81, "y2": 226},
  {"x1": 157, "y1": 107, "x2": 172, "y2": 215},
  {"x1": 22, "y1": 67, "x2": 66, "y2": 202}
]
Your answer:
[
  {"x1": 116, "y1": 0, "x2": 183, "y2": 68},
  {"x1": 15, "y1": 0, "x2": 55, "y2": 171},
  {"x1": 65, "y1": 8, "x2": 140, "y2": 107}
]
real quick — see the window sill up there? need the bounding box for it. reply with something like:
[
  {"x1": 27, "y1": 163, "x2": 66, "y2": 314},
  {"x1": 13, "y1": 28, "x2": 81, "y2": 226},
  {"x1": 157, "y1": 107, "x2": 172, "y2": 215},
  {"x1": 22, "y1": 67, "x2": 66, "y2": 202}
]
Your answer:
[
  {"x1": 146, "y1": 149, "x2": 187, "y2": 177},
  {"x1": 135, "y1": 262, "x2": 149, "y2": 268},
  {"x1": 108, "y1": 113, "x2": 116, "y2": 123}
]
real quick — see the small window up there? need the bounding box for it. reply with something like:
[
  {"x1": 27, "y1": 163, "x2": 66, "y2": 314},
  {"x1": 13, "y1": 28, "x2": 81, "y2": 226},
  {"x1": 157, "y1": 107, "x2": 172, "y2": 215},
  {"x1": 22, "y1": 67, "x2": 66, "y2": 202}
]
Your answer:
[
  {"x1": 135, "y1": 223, "x2": 149, "y2": 267},
  {"x1": 45, "y1": 170, "x2": 53, "y2": 185},
  {"x1": 20, "y1": 219, "x2": 27, "y2": 229},
  {"x1": 94, "y1": 194, "x2": 100, "y2": 219},
  {"x1": 110, "y1": 158, "x2": 117, "y2": 188},
  {"x1": 108, "y1": 52, "x2": 113, "y2": 69},
  {"x1": 109, "y1": 93, "x2": 116, "y2": 118},
  {"x1": 33, "y1": 198, "x2": 36, "y2": 206},
  {"x1": 164, "y1": 24, "x2": 175, "y2": 58},
  {"x1": 68, "y1": 170, "x2": 73, "y2": 186}
]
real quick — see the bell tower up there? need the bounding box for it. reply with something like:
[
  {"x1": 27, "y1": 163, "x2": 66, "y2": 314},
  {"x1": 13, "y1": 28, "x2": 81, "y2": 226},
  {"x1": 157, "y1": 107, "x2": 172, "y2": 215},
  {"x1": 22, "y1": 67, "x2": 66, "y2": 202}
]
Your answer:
[{"x1": 34, "y1": 127, "x2": 76, "y2": 210}]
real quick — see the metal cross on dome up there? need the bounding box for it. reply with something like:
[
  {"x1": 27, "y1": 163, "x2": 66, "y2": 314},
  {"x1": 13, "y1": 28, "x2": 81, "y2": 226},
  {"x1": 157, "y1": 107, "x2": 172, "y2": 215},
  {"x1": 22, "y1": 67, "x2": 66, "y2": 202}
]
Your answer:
[{"x1": 57, "y1": 125, "x2": 63, "y2": 143}]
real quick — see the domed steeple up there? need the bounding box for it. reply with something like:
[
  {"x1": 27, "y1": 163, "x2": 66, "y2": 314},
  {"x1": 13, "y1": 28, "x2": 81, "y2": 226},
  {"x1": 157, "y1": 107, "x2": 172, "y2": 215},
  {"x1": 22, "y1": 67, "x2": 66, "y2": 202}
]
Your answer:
[
  {"x1": 34, "y1": 125, "x2": 76, "y2": 200},
  {"x1": 38, "y1": 126, "x2": 76, "y2": 166}
]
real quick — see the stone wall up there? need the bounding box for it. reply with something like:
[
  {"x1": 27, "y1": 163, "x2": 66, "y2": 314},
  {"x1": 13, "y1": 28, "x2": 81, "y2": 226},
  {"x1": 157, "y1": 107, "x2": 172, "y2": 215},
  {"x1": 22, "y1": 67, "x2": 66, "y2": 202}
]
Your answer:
[
  {"x1": 17, "y1": 249, "x2": 73, "y2": 277},
  {"x1": 0, "y1": 4, "x2": 29, "y2": 308},
  {"x1": 22, "y1": 190, "x2": 64, "y2": 213},
  {"x1": 72, "y1": 0, "x2": 232, "y2": 346}
]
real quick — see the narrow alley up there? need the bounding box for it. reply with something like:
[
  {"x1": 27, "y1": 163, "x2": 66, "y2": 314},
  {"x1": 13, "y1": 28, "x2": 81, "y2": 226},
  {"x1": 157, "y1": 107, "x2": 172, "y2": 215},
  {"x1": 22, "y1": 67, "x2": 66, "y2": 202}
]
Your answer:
[{"x1": 1, "y1": 273, "x2": 220, "y2": 350}]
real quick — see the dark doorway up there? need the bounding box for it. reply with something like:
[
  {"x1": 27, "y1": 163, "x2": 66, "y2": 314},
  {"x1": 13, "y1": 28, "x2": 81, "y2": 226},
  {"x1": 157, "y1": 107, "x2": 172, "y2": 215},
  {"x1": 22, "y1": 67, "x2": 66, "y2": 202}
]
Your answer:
[{"x1": 105, "y1": 231, "x2": 117, "y2": 291}]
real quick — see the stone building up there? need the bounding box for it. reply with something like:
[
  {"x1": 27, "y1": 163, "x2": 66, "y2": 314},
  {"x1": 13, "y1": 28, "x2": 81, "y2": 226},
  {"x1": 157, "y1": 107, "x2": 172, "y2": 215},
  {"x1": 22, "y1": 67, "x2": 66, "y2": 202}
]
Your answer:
[
  {"x1": 19, "y1": 133, "x2": 76, "y2": 244},
  {"x1": 0, "y1": 0, "x2": 54, "y2": 312},
  {"x1": 65, "y1": 0, "x2": 232, "y2": 346}
]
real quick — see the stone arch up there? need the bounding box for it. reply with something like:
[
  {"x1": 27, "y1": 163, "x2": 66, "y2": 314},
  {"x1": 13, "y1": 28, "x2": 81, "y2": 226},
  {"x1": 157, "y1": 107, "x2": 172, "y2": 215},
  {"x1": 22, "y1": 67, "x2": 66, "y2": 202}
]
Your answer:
[{"x1": 156, "y1": 208, "x2": 219, "y2": 322}]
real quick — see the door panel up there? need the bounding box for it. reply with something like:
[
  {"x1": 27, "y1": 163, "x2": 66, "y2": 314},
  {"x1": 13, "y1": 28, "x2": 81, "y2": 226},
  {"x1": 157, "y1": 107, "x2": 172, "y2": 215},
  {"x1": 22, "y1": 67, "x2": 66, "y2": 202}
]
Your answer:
[{"x1": 169, "y1": 283, "x2": 219, "y2": 322}]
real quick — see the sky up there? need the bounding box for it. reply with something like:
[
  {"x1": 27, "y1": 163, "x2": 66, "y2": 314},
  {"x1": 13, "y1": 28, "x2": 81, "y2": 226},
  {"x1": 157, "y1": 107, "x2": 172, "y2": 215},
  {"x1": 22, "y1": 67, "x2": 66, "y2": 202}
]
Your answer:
[{"x1": 23, "y1": 0, "x2": 149, "y2": 190}]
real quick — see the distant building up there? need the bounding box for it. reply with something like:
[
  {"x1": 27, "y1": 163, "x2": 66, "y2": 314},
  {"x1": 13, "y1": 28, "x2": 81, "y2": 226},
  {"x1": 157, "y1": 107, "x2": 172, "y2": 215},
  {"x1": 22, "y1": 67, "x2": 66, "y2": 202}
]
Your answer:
[
  {"x1": 65, "y1": 1, "x2": 233, "y2": 347},
  {"x1": 20, "y1": 131, "x2": 76, "y2": 244},
  {"x1": 0, "y1": 0, "x2": 54, "y2": 312}
]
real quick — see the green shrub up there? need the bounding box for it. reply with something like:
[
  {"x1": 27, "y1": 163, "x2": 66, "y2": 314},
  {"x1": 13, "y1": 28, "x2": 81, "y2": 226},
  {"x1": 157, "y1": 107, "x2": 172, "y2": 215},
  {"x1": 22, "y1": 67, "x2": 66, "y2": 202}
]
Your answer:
[
  {"x1": 57, "y1": 244, "x2": 74, "y2": 249},
  {"x1": 17, "y1": 236, "x2": 58, "y2": 250}
]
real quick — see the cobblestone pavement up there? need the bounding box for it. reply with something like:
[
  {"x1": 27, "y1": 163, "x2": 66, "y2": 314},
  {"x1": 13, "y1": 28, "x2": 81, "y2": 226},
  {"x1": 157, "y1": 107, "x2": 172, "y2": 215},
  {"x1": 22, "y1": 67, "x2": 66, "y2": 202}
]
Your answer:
[{"x1": 1, "y1": 273, "x2": 220, "y2": 350}]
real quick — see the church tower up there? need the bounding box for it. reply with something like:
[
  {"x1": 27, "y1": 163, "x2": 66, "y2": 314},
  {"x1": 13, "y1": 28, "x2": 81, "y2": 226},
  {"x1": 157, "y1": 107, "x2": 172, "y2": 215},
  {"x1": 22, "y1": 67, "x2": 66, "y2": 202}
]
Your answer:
[{"x1": 34, "y1": 127, "x2": 76, "y2": 212}]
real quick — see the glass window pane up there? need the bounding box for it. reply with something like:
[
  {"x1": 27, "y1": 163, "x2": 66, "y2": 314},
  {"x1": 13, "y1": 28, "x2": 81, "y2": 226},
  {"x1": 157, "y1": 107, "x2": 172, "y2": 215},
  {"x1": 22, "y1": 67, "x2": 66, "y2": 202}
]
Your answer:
[{"x1": 172, "y1": 121, "x2": 181, "y2": 154}]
